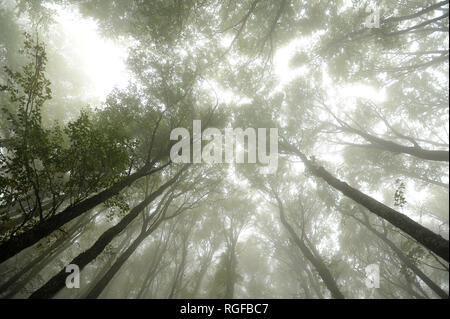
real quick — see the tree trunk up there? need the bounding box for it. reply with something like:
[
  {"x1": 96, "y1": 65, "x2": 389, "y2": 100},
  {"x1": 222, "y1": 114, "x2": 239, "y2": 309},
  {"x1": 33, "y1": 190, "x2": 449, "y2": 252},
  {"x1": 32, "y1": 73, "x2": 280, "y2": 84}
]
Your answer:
[
  {"x1": 86, "y1": 232, "x2": 147, "y2": 298},
  {"x1": 282, "y1": 142, "x2": 449, "y2": 262},
  {"x1": 355, "y1": 214, "x2": 449, "y2": 299},
  {"x1": 0, "y1": 162, "x2": 169, "y2": 264},
  {"x1": 0, "y1": 209, "x2": 100, "y2": 297},
  {"x1": 28, "y1": 168, "x2": 183, "y2": 299},
  {"x1": 224, "y1": 243, "x2": 237, "y2": 299},
  {"x1": 135, "y1": 224, "x2": 175, "y2": 298},
  {"x1": 274, "y1": 193, "x2": 345, "y2": 299},
  {"x1": 344, "y1": 127, "x2": 449, "y2": 162}
]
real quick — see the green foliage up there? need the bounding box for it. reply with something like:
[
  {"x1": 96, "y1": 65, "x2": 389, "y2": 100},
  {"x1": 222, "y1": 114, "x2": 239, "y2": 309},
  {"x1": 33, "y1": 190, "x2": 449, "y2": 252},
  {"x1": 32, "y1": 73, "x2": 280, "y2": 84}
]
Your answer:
[
  {"x1": 1, "y1": 0, "x2": 448, "y2": 300},
  {"x1": 394, "y1": 178, "x2": 407, "y2": 209},
  {"x1": 401, "y1": 239, "x2": 426, "y2": 266},
  {"x1": 104, "y1": 193, "x2": 130, "y2": 221},
  {"x1": 0, "y1": 35, "x2": 133, "y2": 240}
]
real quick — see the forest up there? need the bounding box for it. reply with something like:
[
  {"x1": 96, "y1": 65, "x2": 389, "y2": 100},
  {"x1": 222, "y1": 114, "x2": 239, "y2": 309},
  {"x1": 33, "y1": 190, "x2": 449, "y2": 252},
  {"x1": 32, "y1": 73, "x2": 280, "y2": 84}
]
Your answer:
[{"x1": 0, "y1": 0, "x2": 448, "y2": 299}]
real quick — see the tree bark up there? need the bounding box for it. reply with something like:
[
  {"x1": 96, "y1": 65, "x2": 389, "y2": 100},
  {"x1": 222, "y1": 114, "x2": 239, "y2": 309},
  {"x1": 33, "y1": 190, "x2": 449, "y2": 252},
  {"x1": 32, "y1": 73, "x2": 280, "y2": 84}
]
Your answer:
[
  {"x1": 344, "y1": 127, "x2": 449, "y2": 162},
  {"x1": 274, "y1": 193, "x2": 345, "y2": 299},
  {"x1": 224, "y1": 243, "x2": 237, "y2": 299},
  {"x1": 355, "y1": 214, "x2": 449, "y2": 299},
  {"x1": 85, "y1": 194, "x2": 176, "y2": 299},
  {"x1": 0, "y1": 162, "x2": 169, "y2": 264},
  {"x1": 28, "y1": 168, "x2": 184, "y2": 299},
  {"x1": 0, "y1": 208, "x2": 104, "y2": 298},
  {"x1": 282, "y1": 142, "x2": 449, "y2": 262}
]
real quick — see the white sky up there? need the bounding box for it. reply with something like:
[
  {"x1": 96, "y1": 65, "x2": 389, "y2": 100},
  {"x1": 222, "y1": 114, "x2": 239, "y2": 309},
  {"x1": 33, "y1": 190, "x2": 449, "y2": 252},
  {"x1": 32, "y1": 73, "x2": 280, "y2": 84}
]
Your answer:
[
  {"x1": 47, "y1": 3, "x2": 390, "y2": 110},
  {"x1": 48, "y1": 4, "x2": 439, "y2": 233},
  {"x1": 47, "y1": 3, "x2": 388, "y2": 106},
  {"x1": 51, "y1": 5, "x2": 130, "y2": 102}
]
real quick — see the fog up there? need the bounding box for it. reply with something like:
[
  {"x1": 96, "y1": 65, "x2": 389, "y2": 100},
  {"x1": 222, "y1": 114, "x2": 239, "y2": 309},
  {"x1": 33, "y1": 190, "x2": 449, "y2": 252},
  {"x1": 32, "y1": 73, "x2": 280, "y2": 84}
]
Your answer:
[{"x1": 0, "y1": 0, "x2": 448, "y2": 299}]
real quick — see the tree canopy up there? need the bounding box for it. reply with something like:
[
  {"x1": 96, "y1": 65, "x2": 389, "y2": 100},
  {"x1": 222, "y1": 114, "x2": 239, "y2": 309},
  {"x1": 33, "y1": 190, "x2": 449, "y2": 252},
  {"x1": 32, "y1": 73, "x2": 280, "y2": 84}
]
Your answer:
[{"x1": 0, "y1": 0, "x2": 448, "y2": 299}]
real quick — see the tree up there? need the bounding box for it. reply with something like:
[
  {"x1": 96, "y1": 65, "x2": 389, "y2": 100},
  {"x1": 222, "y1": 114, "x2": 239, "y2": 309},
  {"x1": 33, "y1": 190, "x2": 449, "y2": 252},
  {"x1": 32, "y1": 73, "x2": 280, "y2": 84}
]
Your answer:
[{"x1": 0, "y1": 0, "x2": 448, "y2": 300}]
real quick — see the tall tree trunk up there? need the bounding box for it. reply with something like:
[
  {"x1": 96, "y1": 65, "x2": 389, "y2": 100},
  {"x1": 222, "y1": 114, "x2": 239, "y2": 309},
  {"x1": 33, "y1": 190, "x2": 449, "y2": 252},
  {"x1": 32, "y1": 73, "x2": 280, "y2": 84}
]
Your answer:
[
  {"x1": 86, "y1": 232, "x2": 147, "y2": 299},
  {"x1": 81, "y1": 229, "x2": 133, "y2": 298},
  {"x1": 282, "y1": 142, "x2": 450, "y2": 262},
  {"x1": 168, "y1": 235, "x2": 189, "y2": 299},
  {"x1": 354, "y1": 213, "x2": 449, "y2": 299},
  {"x1": 224, "y1": 243, "x2": 237, "y2": 299},
  {"x1": 0, "y1": 162, "x2": 170, "y2": 264},
  {"x1": 274, "y1": 193, "x2": 345, "y2": 299},
  {"x1": 85, "y1": 194, "x2": 177, "y2": 299},
  {"x1": 28, "y1": 168, "x2": 184, "y2": 299},
  {"x1": 344, "y1": 127, "x2": 449, "y2": 162},
  {"x1": 192, "y1": 250, "x2": 215, "y2": 298},
  {"x1": 0, "y1": 209, "x2": 101, "y2": 297},
  {"x1": 136, "y1": 223, "x2": 175, "y2": 298},
  {"x1": 0, "y1": 210, "x2": 89, "y2": 295}
]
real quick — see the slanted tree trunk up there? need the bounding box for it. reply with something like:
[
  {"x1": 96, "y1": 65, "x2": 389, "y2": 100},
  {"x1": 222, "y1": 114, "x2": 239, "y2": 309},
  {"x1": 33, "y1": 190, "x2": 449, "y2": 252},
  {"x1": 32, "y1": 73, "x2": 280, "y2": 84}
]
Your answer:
[
  {"x1": 282, "y1": 142, "x2": 449, "y2": 262},
  {"x1": 86, "y1": 232, "x2": 148, "y2": 299},
  {"x1": 343, "y1": 126, "x2": 449, "y2": 162},
  {"x1": 135, "y1": 223, "x2": 176, "y2": 298},
  {"x1": 81, "y1": 228, "x2": 134, "y2": 298},
  {"x1": 0, "y1": 161, "x2": 170, "y2": 264},
  {"x1": 28, "y1": 168, "x2": 184, "y2": 299},
  {"x1": 86, "y1": 192, "x2": 179, "y2": 299},
  {"x1": 0, "y1": 209, "x2": 101, "y2": 297},
  {"x1": 274, "y1": 193, "x2": 345, "y2": 299},
  {"x1": 354, "y1": 212, "x2": 449, "y2": 299}
]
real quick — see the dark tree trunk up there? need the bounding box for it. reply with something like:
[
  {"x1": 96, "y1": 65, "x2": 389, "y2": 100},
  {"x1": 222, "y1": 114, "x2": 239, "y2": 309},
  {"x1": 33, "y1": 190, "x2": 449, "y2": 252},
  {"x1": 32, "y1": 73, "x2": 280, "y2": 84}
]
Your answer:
[
  {"x1": 355, "y1": 214, "x2": 449, "y2": 299},
  {"x1": 28, "y1": 169, "x2": 183, "y2": 299},
  {"x1": 282, "y1": 142, "x2": 449, "y2": 262},
  {"x1": 85, "y1": 198, "x2": 175, "y2": 299},
  {"x1": 0, "y1": 162, "x2": 169, "y2": 264},
  {"x1": 344, "y1": 127, "x2": 449, "y2": 162},
  {"x1": 86, "y1": 232, "x2": 147, "y2": 298},
  {"x1": 0, "y1": 210, "x2": 100, "y2": 297}
]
